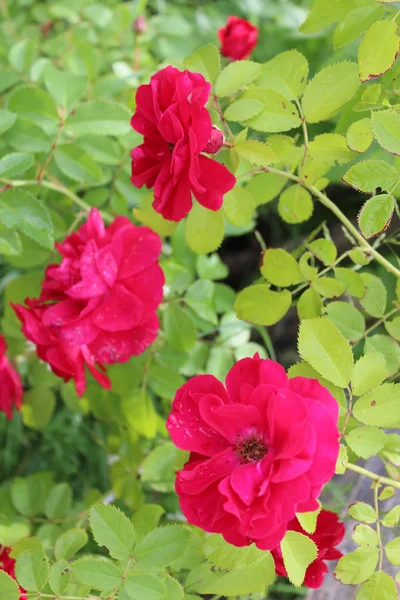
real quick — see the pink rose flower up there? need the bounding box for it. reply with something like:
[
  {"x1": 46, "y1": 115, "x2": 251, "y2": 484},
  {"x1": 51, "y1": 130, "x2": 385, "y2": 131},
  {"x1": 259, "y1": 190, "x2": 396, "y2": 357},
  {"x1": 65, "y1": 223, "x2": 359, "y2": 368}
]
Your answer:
[
  {"x1": 167, "y1": 354, "x2": 340, "y2": 550},
  {"x1": 0, "y1": 335, "x2": 23, "y2": 420},
  {"x1": 272, "y1": 509, "x2": 345, "y2": 588},
  {"x1": 218, "y1": 16, "x2": 259, "y2": 61},
  {"x1": 130, "y1": 66, "x2": 236, "y2": 222},
  {"x1": 12, "y1": 208, "x2": 164, "y2": 396}
]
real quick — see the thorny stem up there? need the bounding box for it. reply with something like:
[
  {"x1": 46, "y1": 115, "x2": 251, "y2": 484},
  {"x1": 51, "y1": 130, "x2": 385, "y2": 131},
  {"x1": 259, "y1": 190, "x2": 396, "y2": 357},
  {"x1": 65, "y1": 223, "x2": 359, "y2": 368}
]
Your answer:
[
  {"x1": 346, "y1": 462, "x2": 400, "y2": 491},
  {"x1": 0, "y1": 178, "x2": 113, "y2": 224},
  {"x1": 295, "y1": 98, "x2": 309, "y2": 168},
  {"x1": 374, "y1": 483, "x2": 384, "y2": 571},
  {"x1": 253, "y1": 166, "x2": 400, "y2": 279},
  {"x1": 37, "y1": 118, "x2": 65, "y2": 182},
  {"x1": 291, "y1": 250, "x2": 351, "y2": 297},
  {"x1": 212, "y1": 92, "x2": 234, "y2": 141}
]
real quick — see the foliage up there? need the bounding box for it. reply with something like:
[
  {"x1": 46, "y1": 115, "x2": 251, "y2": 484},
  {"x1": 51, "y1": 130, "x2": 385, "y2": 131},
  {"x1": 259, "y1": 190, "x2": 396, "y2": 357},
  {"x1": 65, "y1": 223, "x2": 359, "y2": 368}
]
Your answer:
[{"x1": 0, "y1": 0, "x2": 400, "y2": 599}]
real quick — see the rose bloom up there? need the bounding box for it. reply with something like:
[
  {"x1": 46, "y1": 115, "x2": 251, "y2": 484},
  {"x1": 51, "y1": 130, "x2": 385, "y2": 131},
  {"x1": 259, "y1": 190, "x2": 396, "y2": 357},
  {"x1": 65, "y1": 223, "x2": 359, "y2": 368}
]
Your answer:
[
  {"x1": 0, "y1": 547, "x2": 26, "y2": 598},
  {"x1": 272, "y1": 510, "x2": 345, "y2": 588},
  {"x1": 218, "y1": 16, "x2": 259, "y2": 61},
  {"x1": 0, "y1": 335, "x2": 23, "y2": 420},
  {"x1": 130, "y1": 66, "x2": 236, "y2": 222},
  {"x1": 167, "y1": 354, "x2": 339, "y2": 550},
  {"x1": 13, "y1": 208, "x2": 164, "y2": 396}
]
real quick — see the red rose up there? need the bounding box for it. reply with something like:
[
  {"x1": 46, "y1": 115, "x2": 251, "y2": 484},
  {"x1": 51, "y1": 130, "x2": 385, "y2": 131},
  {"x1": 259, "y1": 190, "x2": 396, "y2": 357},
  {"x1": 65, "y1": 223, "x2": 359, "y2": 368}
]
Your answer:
[
  {"x1": 272, "y1": 509, "x2": 345, "y2": 588},
  {"x1": 167, "y1": 354, "x2": 339, "y2": 550},
  {"x1": 130, "y1": 66, "x2": 236, "y2": 222},
  {"x1": 218, "y1": 16, "x2": 258, "y2": 61},
  {"x1": 0, "y1": 335, "x2": 23, "y2": 420},
  {"x1": 0, "y1": 547, "x2": 26, "y2": 598},
  {"x1": 12, "y1": 208, "x2": 164, "y2": 396}
]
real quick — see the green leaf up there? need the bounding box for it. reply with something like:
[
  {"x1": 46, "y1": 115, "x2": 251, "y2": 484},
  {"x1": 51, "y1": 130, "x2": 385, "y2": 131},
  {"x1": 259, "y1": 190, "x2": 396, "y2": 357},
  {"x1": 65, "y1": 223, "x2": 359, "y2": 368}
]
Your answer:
[
  {"x1": 364, "y1": 334, "x2": 400, "y2": 376},
  {"x1": 386, "y1": 316, "x2": 400, "y2": 341},
  {"x1": 122, "y1": 389, "x2": 158, "y2": 439},
  {"x1": 360, "y1": 273, "x2": 387, "y2": 318},
  {"x1": 224, "y1": 99, "x2": 263, "y2": 122},
  {"x1": 183, "y1": 44, "x2": 220, "y2": 85},
  {"x1": 203, "y1": 535, "x2": 267, "y2": 570},
  {"x1": 297, "y1": 288, "x2": 323, "y2": 320},
  {"x1": 124, "y1": 570, "x2": 166, "y2": 600},
  {"x1": 54, "y1": 528, "x2": 88, "y2": 560},
  {"x1": 72, "y1": 557, "x2": 122, "y2": 592},
  {"x1": 15, "y1": 550, "x2": 48, "y2": 592},
  {"x1": 66, "y1": 101, "x2": 131, "y2": 136},
  {"x1": 0, "y1": 225, "x2": 21, "y2": 256},
  {"x1": 0, "y1": 189, "x2": 54, "y2": 250},
  {"x1": 185, "y1": 205, "x2": 224, "y2": 254},
  {"x1": 302, "y1": 61, "x2": 360, "y2": 123},
  {"x1": 245, "y1": 172, "x2": 286, "y2": 206},
  {"x1": 278, "y1": 185, "x2": 313, "y2": 224},
  {"x1": 223, "y1": 186, "x2": 256, "y2": 227},
  {"x1": 353, "y1": 383, "x2": 400, "y2": 427},
  {"x1": 308, "y1": 134, "x2": 355, "y2": 165},
  {"x1": 131, "y1": 505, "x2": 165, "y2": 542},
  {"x1": 325, "y1": 302, "x2": 365, "y2": 342},
  {"x1": 353, "y1": 524, "x2": 379, "y2": 548},
  {"x1": 358, "y1": 20, "x2": 400, "y2": 83},
  {"x1": 234, "y1": 285, "x2": 292, "y2": 326},
  {"x1": 349, "y1": 501, "x2": 376, "y2": 524},
  {"x1": 352, "y1": 353, "x2": 388, "y2": 397},
  {"x1": 334, "y1": 268, "x2": 364, "y2": 299},
  {"x1": 356, "y1": 571, "x2": 398, "y2": 600},
  {"x1": 164, "y1": 574, "x2": 184, "y2": 600},
  {"x1": 196, "y1": 552, "x2": 275, "y2": 596},
  {"x1": 371, "y1": 109, "x2": 400, "y2": 156},
  {"x1": 44, "y1": 65, "x2": 88, "y2": 112},
  {"x1": 49, "y1": 560, "x2": 70, "y2": 595},
  {"x1": 336, "y1": 444, "x2": 349, "y2": 474},
  {"x1": 0, "y1": 571, "x2": 20, "y2": 600},
  {"x1": 11, "y1": 474, "x2": 51, "y2": 518},
  {"x1": 359, "y1": 194, "x2": 395, "y2": 239},
  {"x1": 257, "y1": 50, "x2": 309, "y2": 100},
  {"x1": 21, "y1": 387, "x2": 56, "y2": 429},
  {"x1": 261, "y1": 248, "x2": 303, "y2": 287},
  {"x1": 309, "y1": 239, "x2": 337, "y2": 266},
  {"x1": 296, "y1": 506, "x2": 321, "y2": 535},
  {"x1": 3, "y1": 118, "x2": 51, "y2": 153},
  {"x1": 9, "y1": 39, "x2": 36, "y2": 73},
  {"x1": 312, "y1": 277, "x2": 344, "y2": 299},
  {"x1": 300, "y1": 0, "x2": 358, "y2": 34},
  {"x1": 90, "y1": 504, "x2": 135, "y2": 560},
  {"x1": 334, "y1": 6, "x2": 384, "y2": 50},
  {"x1": 141, "y1": 442, "x2": 184, "y2": 493},
  {"x1": 0, "y1": 109, "x2": 16, "y2": 134},
  {"x1": 0, "y1": 152, "x2": 34, "y2": 178},
  {"x1": 382, "y1": 506, "x2": 400, "y2": 528},
  {"x1": 7, "y1": 87, "x2": 58, "y2": 134},
  {"x1": 214, "y1": 60, "x2": 261, "y2": 97},
  {"x1": 54, "y1": 144, "x2": 103, "y2": 184},
  {"x1": 197, "y1": 254, "x2": 228, "y2": 281},
  {"x1": 45, "y1": 484, "x2": 72, "y2": 520},
  {"x1": 163, "y1": 304, "x2": 197, "y2": 352},
  {"x1": 334, "y1": 547, "x2": 379, "y2": 584},
  {"x1": 134, "y1": 193, "x2": 178, "y2": 238},
  {"x1": 234, "y1": 140, "x2": 276, "y2": 167},
  {"x1": 298, "y1": 317, "x2": 354, "y2": 387},
  {"x1": 281, "y1": 531, "x2": 318, "y2": 587},
  {"x1": 343, "y1": 160, "x2": 399, "y2": 193},
  {"x1": 385, "y1": 537, "x2": 400, "y2": 565},
  {"x1": 346, "y1": 426, "x2": 386, "y2": 458},
  {"x1": 242, "y1": 89, "x2": 301, "y2": 132},
  {"x1": 135, "y1": 525, "x2": 190, "y2": 569},
  {"x1": 347, "y1": 118, "x2": 374, "y2": 153}
]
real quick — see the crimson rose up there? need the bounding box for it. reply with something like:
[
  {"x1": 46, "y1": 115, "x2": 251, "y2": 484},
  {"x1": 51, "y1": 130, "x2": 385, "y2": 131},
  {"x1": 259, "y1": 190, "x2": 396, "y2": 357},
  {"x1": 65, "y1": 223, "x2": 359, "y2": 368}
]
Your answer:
[
  {"x1": 130, "y1": 66, "x2": 236, "y2": 222},
  {"x1": 167, "y1": 354, "x2": 339, "y2": 550},
  {"x1": 0, "y1": 334, "x2": 23, "y2": 420},
  {"x1": 218, "y1": 16, "x2": 258, "y2": 61},
  {"x1": 13, "y1": 208, "x2": 164, "y2": 396},
  {"x1": 0, "y1": 547, "x2": 26, "y2": 598},
  {"x1": 272, "y1": 509, "x2": 345, "y2": 588}
]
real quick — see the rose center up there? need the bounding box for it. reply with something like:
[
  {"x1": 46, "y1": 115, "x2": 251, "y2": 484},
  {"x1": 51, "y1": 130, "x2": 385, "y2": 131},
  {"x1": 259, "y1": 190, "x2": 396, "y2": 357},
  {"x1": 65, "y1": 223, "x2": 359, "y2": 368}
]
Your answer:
[{"x1": 235, "y1": 436, "x2": 267, "y2": 463}]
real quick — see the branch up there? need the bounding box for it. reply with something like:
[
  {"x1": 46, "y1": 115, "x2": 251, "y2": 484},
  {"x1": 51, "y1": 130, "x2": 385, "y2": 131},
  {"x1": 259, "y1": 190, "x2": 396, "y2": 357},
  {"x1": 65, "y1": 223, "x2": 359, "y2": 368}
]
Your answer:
[{"x1": 346, "y1": 462, "x2": 400, "y2": 491}]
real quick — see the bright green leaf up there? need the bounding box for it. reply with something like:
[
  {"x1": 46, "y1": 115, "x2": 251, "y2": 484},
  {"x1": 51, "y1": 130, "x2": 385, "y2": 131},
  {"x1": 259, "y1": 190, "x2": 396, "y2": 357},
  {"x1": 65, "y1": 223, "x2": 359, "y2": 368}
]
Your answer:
[
  {"x1": 0, "y1": 152, "x2": 33, "y2": 178},
  {"x1": 0, "y1": 109, "x2": 16, "y2": 135},
  {"x1": 343, "y1": 160, "x2": 399, "y2": 193},
  {"x1": 364, "y1": 334, "x2": 400, "y2": 376},
  {"x1": 0, "y1": 571, "x2": 20, "y2": 600},
  {"x1": 15, "y1": 550, "x2": 48, "y2": 592},
  {"x1": 308, "y1": 134, "x2": 355, "y2": 165},
  {"x1": 278, "y1": 185, "x2": 313, "y2": 224},
  {"x1": 135, "y1": 525, "x2": 190, "y2": 569},
  {"x1": 325, "y1": 301, "x2": 365, "y2": 342},
  {"x1": 353, "y1": 383, "x2": 400, "y2": 427},
  {"x1": 352, "y1": 524, "x2": 379, "y2": 548},
  {"x1": 44, "y1": 65, "x2": 88, "y2": 112},
  {"x1": 223, "y1": 186, "x2": 256, "y2": 227},
  {"x1": 261, "y1": 248, "x2": 303, "y2": 287},
  {"x1": 360, "y1": 273, "x2": 387, "y2": 318},
  {"x1": 45, "y1": 484, "x2": 72, "y2": 520},
  {"x1": 21, "y1": 387, "x2": 56, "y2": 430},
  {"x1": 281, "y1": 531, "x2": 318, "y2": 587},
  {"x1": 66, "y1": 101, "x2": 131, "y2": 136},
  {"x1": 346, "y1": 426, "x2": 386, "y2": 458},
  {"x1": 358, "y1": 20, "x2": 400, "y2": 83},
  {"x1": 334, "y1": 268, "x2": 365, "y2": 298},
  {"x1": 358, "y1": 194, "x2": 394, "y2": 239},
  {"x1": 72, "y1": 557, "x2": 122, "y2": 592},
  {"x1": 185, "y1": 204, "x2": 224, "y2": 254},
  {"x1": 334, "y1": 6, "x2": 384, "y2": 50},
  {"x1": 243, "y1": 89, "x2": 301, "y2": 132},
  {"x1": 124, "y1": 570, "x2": 166, "y2": 600},
  {"x1": 335, "y1": 547, "x2": 379, "y2": 584},
  {"x1": 257, "y1": 50, "x2": 309, "y2": 100},
  {"x1": 347, "y1": 119, "x2": 374, "y2": 153},
  {"x1": 352, "y1": 353, "x2": 388, "y2": 397},
  {"x1": 49, "y1": 560, "x2": 70, "y2": 595},
  {"x1": 54, "y1": 528, "x2": 88, "y2": 560},
  {"x1": 0, "y1": 189, "x2": 53, "y2": 250},
  {"x1": 224, "y1": 99, "x2": 263, "y2": 122},
  {"x1": 183, "y1": 44, "x2": 220, "y2": 85},
  {"x1": 356, "y1": 571, "x2": 398, "y2": 600},
  {"x1": 234, "y1": 285, "x2": 292, "y2": 326},
  {"x1": 163, "y1": 304, "x2": 197, "y2": 352},
  {"x1": 297, "y1": 288, "x2": 323, "y2": 320},
  {"x1": 215, "y1": 60, "x2": 261, "y2": 97}
]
